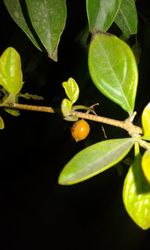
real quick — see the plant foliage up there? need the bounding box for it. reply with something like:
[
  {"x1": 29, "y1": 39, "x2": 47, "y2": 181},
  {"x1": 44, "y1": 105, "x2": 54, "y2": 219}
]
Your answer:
[{"x1": 1, "y1": 0, "x2": 150, "y2": 230}]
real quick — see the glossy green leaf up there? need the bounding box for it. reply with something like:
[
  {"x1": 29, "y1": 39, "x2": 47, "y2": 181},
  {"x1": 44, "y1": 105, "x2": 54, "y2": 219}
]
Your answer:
[
  {"x1": 61, "y1": 98, "x2": 78, "y2": 121},
  {"x1": 142, "y1": 103, "x2": 150, "y2": 140},
  {"x1": 62, "y1": 78, "x2": 79, "y2": 104},
  {"x1": 61, "y1": 98, "x2": 72, "y2": 117},
  {"x1": 115, "y1": 0, "x2": 138, "y2": 38},
  {"x1": 0, "y1": 47, "x2": 23, "y2": 95},
  {"x1": 58, "y1": 138, "x2": 135, "y2": 185},
  {"x1": 88, "y1": 33, "x2": 138, "y2": 114},
  {"x1": 4, "y1": 0, "x2": 41, "y2": 51},
  {"x1": 142, "y1": 150, "x2": 150, "y2": 184},
  {"x1": 26, "y1": 0, "x2": 67, "y2": 61},
  {"x1": 123, "y1": 144, "x2": 150, "y2": 229},
  {"x1": 0, "y1": 116, "x2": 4, "y2": 129},
  {"x1": 5, "y1": 108, "x2": 20, "y2": 116},
  {"x1": 86, "y1": 0, "x2": 122, "y2": 32}
]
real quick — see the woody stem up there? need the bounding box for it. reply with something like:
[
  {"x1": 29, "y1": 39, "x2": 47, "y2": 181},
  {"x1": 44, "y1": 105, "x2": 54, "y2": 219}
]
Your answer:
[{"x1": 1, "y1": 102, "x2": 142, "y2": 136}]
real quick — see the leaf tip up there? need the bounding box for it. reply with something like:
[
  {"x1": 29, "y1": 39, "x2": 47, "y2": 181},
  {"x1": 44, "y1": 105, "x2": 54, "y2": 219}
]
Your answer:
[
  {"x1": 58, "y1": 174, "x2": 71, "y2": 186},
  {"x1": 48, "y1": 49, "x2": 58, "y2": 62}
]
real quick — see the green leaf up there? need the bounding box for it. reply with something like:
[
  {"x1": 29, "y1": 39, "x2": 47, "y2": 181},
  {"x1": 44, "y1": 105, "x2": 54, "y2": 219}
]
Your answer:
[
  {"x1": 0, "y1": 47, "x2": 23, "y2": 95},
  {"x1": 142, "y1": 103, "x2": 150, "y2": 140},
  {"x1": 0, "y1": 116, "x2": 4, "y2": 129},
  {"x1": 88, "y1": 33, "x2": 138, "y2": 115},
  {"x1": 62, "y1": 78, "x2": 79, "y2": 104},
  {"x1": 61, "y1": 98, "x2": 72, "y2": 117},
  {"x1": 58, "y1": 138, "x2": 135, "y2": 185},
  {"x1": 123, "y1": 143, "x2": 150, "y2": 230},
  {"x1": 61, "y1": 98, "x2": 78, "y2": 121},
  {"x1": 142, "y1": 150, "x2": 150, "y2": 184},
  {"x1": 86, "y1": 0, "x2": 122, "y2": 32},
  {"x1": 115, "y1": 0, "x2": 138, "y2": 38},
  {"x1": 26, "y1": 0, "x2": 67, "y2": 61},
  {"x1": 5, "y1": 108, "x2": 20, "y2": 117},
  {"x1": 4, "y1": 0, "x2": 41, "y2": 51}
]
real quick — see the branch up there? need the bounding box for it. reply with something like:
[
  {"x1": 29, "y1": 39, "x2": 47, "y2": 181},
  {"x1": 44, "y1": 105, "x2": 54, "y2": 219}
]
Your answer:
[
  {"x1": 71, "y1": 111, "x2": 142, "y2": 136},
  {"x1": 2, "y1": 102, "x2": 143, "y2": 136},
  {"x1": 3, "y1": 102, "x2": 55, "y2": 113}
]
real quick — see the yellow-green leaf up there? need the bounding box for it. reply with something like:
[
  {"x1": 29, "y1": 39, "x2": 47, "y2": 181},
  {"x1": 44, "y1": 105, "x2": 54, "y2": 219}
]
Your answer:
[
  {"x1": 123, "y1": 143, "x2": 150, "y2": 230},
  {"x1": 142, "y1": 150, "x2": 150, "y2": 183},
  {"x1": 142, "y1": 103, "x2": 150, "y2": 140},
  {"x1": 0, "y1": 116, "x2": 4, "y2": 129},
  {"x1": 62, "y1": 78, "x2": 79, "y2": 104},
  {"x1": 0, "y1": 47, "x2": 23, "y2": 95},
  {"x1": 61, "y1": 98, "x2": 78, "y2": 121},
  {"x1": 5, "y1": 108, "x2": 20, "y2": 116},
  {"x1": 61, "y1": 98, "x2": 72, "y2": 117}
]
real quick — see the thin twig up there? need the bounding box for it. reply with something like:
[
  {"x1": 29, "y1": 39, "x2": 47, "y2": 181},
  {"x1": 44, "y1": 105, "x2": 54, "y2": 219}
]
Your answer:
[
  {"x1": 71, "y1": 111, "x2": 142, "y2": 136},
  {"x1": 1, "y1": 102, "x2": 143, "y2": 136},
  {"x1": 3, "y1": 103, "x2": 55, "y2": 113}
]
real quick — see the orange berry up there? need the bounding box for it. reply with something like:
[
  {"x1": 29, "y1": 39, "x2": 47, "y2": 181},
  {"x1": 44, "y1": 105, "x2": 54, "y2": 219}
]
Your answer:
[{"x1": 71, "y1": 119, "x2": 90, "y2": 142}]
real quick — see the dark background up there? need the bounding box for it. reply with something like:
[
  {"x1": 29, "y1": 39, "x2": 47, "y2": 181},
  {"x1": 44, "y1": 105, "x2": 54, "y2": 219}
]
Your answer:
[{"x1": 0, "y1": 1, "x2": 150, "y2": 249}]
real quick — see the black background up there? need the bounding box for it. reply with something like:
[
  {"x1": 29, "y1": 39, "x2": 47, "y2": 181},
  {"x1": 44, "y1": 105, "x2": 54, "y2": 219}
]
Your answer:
[{"x1": 0, "y1": 1, "x2": 150, "y2": 249}]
